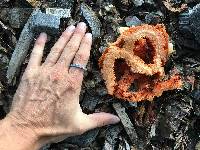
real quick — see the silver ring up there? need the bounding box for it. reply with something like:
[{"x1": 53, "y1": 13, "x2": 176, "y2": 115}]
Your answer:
[{"x1": 70, "y1": 64, "x2": 87, "y2": 71}]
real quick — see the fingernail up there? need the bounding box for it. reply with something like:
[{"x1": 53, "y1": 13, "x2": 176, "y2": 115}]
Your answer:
[
  {"x1": 77, "y1": 22, "x2": 86, "y2": 30},
  {"x1": 38, "y1": 32, "x2": 47, "y2": 41},
  {"x1": 85, "y1": 33, "x2": 92, "y2": 39},
  {"x1": 66, "y1": 25, "x2": 75, "y2": 32},
  {"x1": 40, "y1": 32, "x2": 47, "y2": 38},
  {"x1": 111, "y1": 115, "x2": 120, "y2": 124}
]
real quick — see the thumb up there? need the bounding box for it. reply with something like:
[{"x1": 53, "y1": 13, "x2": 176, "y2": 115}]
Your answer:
[{"x1": 82, "y1": 112, "x2": 120, "y2": 132}]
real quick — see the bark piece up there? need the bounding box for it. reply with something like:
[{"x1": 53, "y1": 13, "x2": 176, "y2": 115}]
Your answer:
[
  {"x1": 81, "y1": 3, "x2": 101, "y2": 38},
  {"x1": 113, "y1": 103, "x2": 138, "y2": 145},
  {"x1": 103, "y1": 125, "x2": 122, "y2": 150}
]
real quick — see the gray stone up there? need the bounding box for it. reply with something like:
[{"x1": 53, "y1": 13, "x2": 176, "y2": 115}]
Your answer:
[
  {"x1": 7, "y1": 9, "x2": 64, "y2": 84},
  {"x1": 31, "y1": 10, "x2": 60, "y2": 35}
]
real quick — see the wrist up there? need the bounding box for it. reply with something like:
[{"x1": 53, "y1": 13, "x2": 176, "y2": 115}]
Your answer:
[{"x1": 0, "y1": 114, "x2": 42, "y2": 150}]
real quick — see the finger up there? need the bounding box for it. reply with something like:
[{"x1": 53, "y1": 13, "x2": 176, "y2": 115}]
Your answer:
[
  {"x1": 58, "y1": 22, "x2": 87, "y2": 67},
  {"x1": 43, "y1": 25, "x2": 75, "y2": 66},
  {"x1": 27, "y1": 33, "x2": 47, "y2": 69},
  {"x1": 82, "y1": 113, "x2": 120, "y2": 132},
  {"x1": 69, "y1": 33, "x2": 92, "y2": 77}
]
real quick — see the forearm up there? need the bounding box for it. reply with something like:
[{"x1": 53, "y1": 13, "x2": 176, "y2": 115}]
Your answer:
[{"x1": 0, "y1": 115, "x2": 41, "y2": 150}]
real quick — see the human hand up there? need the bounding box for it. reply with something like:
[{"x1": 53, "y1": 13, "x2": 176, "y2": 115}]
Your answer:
[{"x1": 3, "y1": 22, "x2": 120, "y2": 149}]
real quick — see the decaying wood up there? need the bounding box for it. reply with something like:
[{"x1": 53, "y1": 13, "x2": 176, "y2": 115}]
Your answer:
[
  {"x1": 113, "y1": 103, "x2": 138, "y2": 146},
  {"x1": 103, "y1": 125, "x2": 122, "y2": 150},
  {"x1": 81, "y1": 3, "x2": 101, "y2": 38}
]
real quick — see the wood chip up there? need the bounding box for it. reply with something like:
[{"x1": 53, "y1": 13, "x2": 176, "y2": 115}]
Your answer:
[{"x1": 26, "y1": 0, "x2": 42, "y2": 7}]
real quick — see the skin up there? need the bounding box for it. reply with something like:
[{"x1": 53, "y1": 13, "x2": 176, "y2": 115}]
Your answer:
[{"x1": 0, "y1": 22, "x2": 120, "y2": 150}]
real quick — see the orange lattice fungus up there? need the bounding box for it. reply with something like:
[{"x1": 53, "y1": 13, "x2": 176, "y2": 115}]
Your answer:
[{"x1": 99, "y1": 24, "x2": 182, "y2": 102}]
